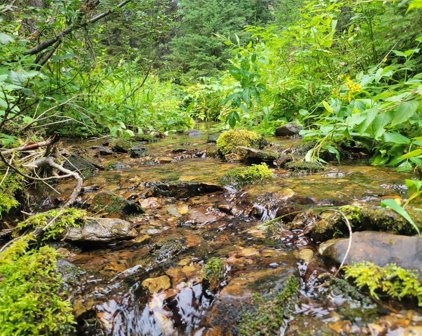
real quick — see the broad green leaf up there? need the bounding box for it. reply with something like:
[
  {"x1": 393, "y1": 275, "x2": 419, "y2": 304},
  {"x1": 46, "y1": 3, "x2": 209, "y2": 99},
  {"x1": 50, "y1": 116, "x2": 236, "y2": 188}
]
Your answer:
[
  {"x1": 390, "y1": 101, "x2": 418, "y2": 127},
  {"x1": 381, "y1": 199, "x2": 420, "y2": 235},
  {"x1": 383, "y1": 132, "x2": 410, "y2": 145}
]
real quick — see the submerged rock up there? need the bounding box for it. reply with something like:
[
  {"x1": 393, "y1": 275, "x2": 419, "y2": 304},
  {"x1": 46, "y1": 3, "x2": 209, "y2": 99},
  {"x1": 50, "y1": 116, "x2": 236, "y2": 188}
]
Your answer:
[
  {"x1": 275, "y1": 122, "x2": 302, "y2": 137},
  {"x1": 320, "y1": 231, "x2": 422, "y2": 281},
  {"x1": 90, "y1": 191, "x2": 144, "y2": 218},
  {"x1": 142, "y1": 275, "x2": 171, "y2": 293},
  {"x1": 65, "y1": 218, "x2": 137, "y2": 243}
]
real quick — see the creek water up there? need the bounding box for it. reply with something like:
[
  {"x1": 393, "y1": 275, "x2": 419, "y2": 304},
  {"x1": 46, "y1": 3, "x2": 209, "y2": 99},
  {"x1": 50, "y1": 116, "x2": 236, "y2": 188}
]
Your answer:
[{"x1": 48, "y1": 130, "x2": 421, "y2": 335}]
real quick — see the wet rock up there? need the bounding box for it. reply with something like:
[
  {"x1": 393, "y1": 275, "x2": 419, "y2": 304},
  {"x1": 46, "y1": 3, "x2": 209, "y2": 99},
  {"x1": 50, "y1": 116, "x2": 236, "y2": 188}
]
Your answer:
[
  {"x1": 152, "y1": 239, "x2": 185, "y2": 264},
  {"x1": 285, "y1": 160, "x2": 324, "y2": 172},
  {"x1": 288, "y1": 205, "x2": 416, "y2": 241},
  {"x1": 90, "y1": 191, "x2": 144, "y2": 218},
  {"x1": 321, "y1": 231, "x2": 422, "y2": 281},
  {"x1": 142, "y1": 275, "x2": 171, "y2": 293},
  {"x1": 275, "y1": 122, "x2": 302, "y2": 137},
  {"x1": 129, "y1": 145, "x2": 147, "y2": 158},
  {"x1": 207, "y1": 133, "x2": 220, "y2": 143},
  {"x1": 237, "y1": 146, "x2": 279, "y2": 165},
  {"x1": 275, "y1": 154, "x2": 294, "y2": 168},
  {"x1": 148, "y1": 182, "x2": 224, "y2": 199},
  {"x1": 65, "y1": 218, "x2": 137, "y2": 243},
  {"x1": 111, "y1": 139, "x2": 131, "y2": 153},
  {"x1": 63, "y1": 153, "x2": 99, "y2": 178},
  {"x1": 93, "y1": 146, "x2": 113, "y2": 156},
  {"x1": 186, "y1": 130, "x2": 203, "y2": 138}
]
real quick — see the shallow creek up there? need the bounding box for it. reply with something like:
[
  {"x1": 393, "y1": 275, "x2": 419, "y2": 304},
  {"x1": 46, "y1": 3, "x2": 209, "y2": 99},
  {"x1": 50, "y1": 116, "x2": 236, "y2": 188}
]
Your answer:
[{"x1": 46, "y1": 130, "x2": 421, "y2": 335}]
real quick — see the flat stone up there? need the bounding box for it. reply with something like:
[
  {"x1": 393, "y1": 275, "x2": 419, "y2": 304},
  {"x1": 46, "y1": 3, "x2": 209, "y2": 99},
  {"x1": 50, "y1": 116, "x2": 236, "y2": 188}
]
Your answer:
[
  {"x1": 129, "y1": 146, "x2": 147, "y2": 158},
  {"x1": 149, "y1": 182, "x2": 224, "y2": 198},
  {"x1": 320, "y1": 231, "x2": 422, "y2": 281},
  {"x1": 65, "y1": 218, "x2": 137, "y2": 243}
]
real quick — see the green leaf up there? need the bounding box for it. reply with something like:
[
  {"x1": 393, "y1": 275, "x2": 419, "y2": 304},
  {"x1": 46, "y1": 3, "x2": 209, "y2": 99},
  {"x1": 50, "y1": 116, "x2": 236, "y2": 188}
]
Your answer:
[
  {"x1": 383, "y1": 132, "x2": 410, "y2": 145},
  {"x1": 390, "y1": 101, "x2": 419, "y2": 127},
  {"x1": 322, "y1": 100, "x2": 334, "y2": 113},
  {"x1": 381, "y1": 199, "x2": 420, "y2": 235},
  {"x1": 400, "y1": 149, "x2": 422, "y2": 160}
]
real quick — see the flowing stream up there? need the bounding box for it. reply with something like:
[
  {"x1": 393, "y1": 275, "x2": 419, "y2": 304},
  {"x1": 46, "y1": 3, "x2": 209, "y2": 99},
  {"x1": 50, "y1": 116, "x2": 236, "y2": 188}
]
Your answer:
[{"x1": 41, "y1": 128, "x2": 421, "y2": 335}]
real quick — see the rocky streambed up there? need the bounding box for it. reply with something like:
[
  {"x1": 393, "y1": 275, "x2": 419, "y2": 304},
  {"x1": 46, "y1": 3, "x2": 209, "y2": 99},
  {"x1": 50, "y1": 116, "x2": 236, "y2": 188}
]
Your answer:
[{"x1": 25, "y1": 127, "x2": 422, "y2": 335}]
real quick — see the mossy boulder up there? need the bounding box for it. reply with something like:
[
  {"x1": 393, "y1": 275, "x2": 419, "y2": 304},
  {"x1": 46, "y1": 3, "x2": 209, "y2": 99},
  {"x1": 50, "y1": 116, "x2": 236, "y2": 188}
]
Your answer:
[
  {"x1": 111, "y1": 138, "x2": 132, "y2": 153},
  {"x1": 321, "y1": 231, "x2": 422, "y2": 285},
  {"x1": 216, "y1": 129, "x2": 266, "y2": 157},
  {"x1": 285, "y1": 160, "x2": 324, "y2": 172},
  {"x1": 287, "y1": 205, "x2": 419, "y2": 242},
  {"x1": 90, "y1": 191, "x2": 143, "y2": 218},
  {"x1": 222, "y1": 163, "x2": 272, "y2": 186}
]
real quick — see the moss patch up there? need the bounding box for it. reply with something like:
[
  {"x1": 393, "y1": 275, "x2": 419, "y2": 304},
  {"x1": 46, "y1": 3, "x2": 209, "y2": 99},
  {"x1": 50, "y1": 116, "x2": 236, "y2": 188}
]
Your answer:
[
  {"x1": 204, "y1": 257, "x2": 225, "y2": 291},
  {"x1": 345, "y1": 262, "x2": 422, "y2": 306},
  {"x1": 0, "y1": 235, "x2": 75, "y2": 335},
  {"x1": 238, "y1": 274, "x2": 300, "y2": 335},
  {"x1": 0, "y1": 172, "x2": 24, "y2": 218},
  {"x1": 216, "y1": 129, "x2": 264, "y2": 156},
  {"x1": 222, "y1": 163, "x2": 272, "y2": 186},
  {"x1": 17, "y1": 208, "x2": 86, "y2": 241},
  {"x1": 285, "y1": 160, "x2": 324, "y2": 172}
]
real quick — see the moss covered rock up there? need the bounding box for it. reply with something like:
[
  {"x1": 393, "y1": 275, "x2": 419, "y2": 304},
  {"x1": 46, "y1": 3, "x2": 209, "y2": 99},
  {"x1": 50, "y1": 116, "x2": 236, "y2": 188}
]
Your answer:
[
  {"x1": 285, "y1": 160, "x2": 324, "y2": 172},
  {"x1": 222, "y1": 163, "x2": 272, "y2": 186},
  {"x1": 287, "y1": 205, "x2": 418, "y2": 241},
  {"x1": 216, "y1": 129, "x2": 266, "y2": 157},
  {"x1": 0, "y1": 235, "x2": 75, "y2": 335}
]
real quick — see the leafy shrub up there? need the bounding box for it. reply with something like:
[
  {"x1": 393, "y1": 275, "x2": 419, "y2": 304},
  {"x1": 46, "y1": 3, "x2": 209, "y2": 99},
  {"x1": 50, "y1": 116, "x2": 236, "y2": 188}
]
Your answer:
[
  {"x1": 0, "y1": 235, "x2": 75, "y2": 335},
  {"x1": 216, "y1": 129, "x2": 263, "y2": 156},
  {"x1": 345, "y1": 262, "x2": 422, "y2": 306},
  {"x1": 17, "y1": 208, "x2": 86, "y2": 241},
  {"x1": 222, "y1": 163, "x2": 272, "y2": 185}
]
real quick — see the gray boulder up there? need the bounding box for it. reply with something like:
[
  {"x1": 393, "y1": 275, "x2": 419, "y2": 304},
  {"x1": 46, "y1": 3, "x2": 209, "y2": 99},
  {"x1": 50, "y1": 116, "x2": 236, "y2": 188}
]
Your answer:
[
  {"x1": 320, "y1": 231, "x2": 422, "y2": 281},
  {"x1": 275, "y1": 122, "x2": 302, "y2": 137},
  {"x1": 65, "y1": 218, "x2": 137, "y2": 243}
]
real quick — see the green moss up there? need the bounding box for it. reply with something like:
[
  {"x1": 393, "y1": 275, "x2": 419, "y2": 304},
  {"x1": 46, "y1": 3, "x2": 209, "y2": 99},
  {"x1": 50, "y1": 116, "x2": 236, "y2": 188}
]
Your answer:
[
  {"x1": 17, "y1": 208, "x2": 86, "y2": 241},
  {"x1": 0, "y1": 172, "x2": 24, "y2": 218},
  {"x1": 285, "y1": 160, "x2": 324, "y2": 172},
  {"x1": 345, "y1": 262, "x2": 422, "y2": 306},
  {"x1": 216, "y1": 129, "x2": 263, "y2": 156},
  {"x1": 204, "y1": 257, "x2": 225, "y2": 291},
  {"x1": 238, "y1": 274, "x2": 300, "y2": 335},
  {"x1": 222, "y1": 163, "x2": 272, "y2": 186},
  {"x1": 0, "y1": 236, "x2": 75, "y2": 335}
]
